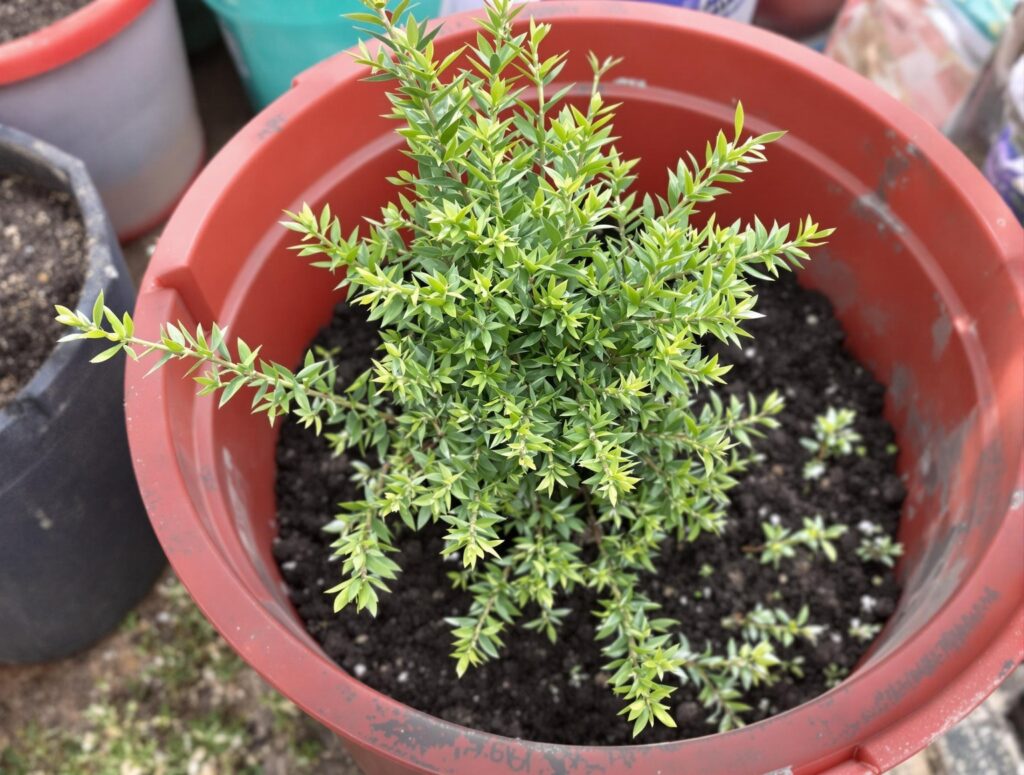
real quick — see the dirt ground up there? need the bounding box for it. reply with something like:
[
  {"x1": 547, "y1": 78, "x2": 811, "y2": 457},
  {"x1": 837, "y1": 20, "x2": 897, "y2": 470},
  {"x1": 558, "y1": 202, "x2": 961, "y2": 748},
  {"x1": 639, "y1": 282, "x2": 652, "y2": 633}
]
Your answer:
[{"x1": 0, "y1": 573, "x2": 359, "y2": 775}]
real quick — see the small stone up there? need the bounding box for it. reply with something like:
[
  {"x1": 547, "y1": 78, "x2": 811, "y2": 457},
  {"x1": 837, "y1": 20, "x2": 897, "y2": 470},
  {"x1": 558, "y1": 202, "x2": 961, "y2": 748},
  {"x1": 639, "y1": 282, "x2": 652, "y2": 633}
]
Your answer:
[
  {"x1": 726, "y1": 568, "x2": 746, "y2": 591},
  {"x1": 354, "y1": 633, "x2": 369, "y2": 645},
  {"x1": 397, "y1": 670, "x2": 409, "y2": 684},
  {"x1": 353, "y1": 663, "x2": 367, "y2": 678},
  {"x1": 882, "y1": 476, "x2": 905, "y2": 505},
  {"x1": 674, "y1": 701, "x2": 702, "y2": 725},
  {"x1": 806, "y1": 314, "x2": 819, "y2": 326}
]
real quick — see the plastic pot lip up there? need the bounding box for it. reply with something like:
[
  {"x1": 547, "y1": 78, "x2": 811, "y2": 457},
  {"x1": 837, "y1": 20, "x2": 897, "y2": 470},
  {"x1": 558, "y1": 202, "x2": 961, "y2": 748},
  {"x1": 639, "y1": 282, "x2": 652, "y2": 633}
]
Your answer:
[
  {"x1": 0, "y1": 0, "x2": 154, "y2": 86},
  {"x1": 133, "y1": 2, "x2": 1024, "y2": 771},
  {"x1": 202, "y1": 0, "x2": 364, "y2": 27},
  {"x1": 0, "y1": 124, "x2": 122, "y2": 434}
]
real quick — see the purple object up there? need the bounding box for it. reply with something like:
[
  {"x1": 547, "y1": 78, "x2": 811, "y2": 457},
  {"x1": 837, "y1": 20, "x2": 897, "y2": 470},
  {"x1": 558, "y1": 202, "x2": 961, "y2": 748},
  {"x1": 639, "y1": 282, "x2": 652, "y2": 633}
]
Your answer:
[
  {"x1": 984, "y1": 125, "x2": 1024, "y2": 221},
  {"x1": 638, "y1": 0, "x2": 757, "y2": 22}
]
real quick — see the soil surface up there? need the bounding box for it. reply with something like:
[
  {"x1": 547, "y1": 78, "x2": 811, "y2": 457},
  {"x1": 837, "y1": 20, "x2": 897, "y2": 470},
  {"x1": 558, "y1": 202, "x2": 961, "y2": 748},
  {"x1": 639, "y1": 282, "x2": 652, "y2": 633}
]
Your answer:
[
  {"x1": 273, "y1": 270, "x2": 905, "y2": 744},
  {"x1": 0, "y1": 174, "x2": 87, "y2": 409},
  {"x1": 0, "y1": 0, "x2": 92, "y2": 43}
]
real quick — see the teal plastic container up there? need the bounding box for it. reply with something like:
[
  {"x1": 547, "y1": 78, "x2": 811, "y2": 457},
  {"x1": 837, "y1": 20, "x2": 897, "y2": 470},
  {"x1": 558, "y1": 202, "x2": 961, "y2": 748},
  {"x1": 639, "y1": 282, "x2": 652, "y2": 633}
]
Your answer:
[{"x1": 203, "y1": 0, "x2": 442, "y2": 109}]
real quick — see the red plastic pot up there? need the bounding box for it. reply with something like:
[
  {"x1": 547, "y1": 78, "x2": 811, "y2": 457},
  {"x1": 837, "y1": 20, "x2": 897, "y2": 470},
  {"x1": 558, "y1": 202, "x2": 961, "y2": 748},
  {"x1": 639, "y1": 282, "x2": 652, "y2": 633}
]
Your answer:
[{"x1": 128, "y1": 3, "x2": 1024, "y2": 773}]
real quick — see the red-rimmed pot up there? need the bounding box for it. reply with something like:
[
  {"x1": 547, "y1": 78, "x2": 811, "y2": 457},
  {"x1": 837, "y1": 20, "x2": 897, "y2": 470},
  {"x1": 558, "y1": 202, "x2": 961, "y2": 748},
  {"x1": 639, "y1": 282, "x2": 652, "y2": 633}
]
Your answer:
[
  {"x1": 0, "y1": 0, "x2": 203, "y2": 239},
  {"x1": 126, "y1": 3, "x2": 1024, "y2": 773}
]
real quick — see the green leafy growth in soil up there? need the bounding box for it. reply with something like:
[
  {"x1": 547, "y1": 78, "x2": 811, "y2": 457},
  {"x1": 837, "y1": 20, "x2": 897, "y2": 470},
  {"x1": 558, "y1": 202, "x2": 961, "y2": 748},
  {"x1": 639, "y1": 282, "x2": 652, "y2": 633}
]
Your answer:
[{"x1": 273, "y1": 272, "x2": 905, "y2": 744}]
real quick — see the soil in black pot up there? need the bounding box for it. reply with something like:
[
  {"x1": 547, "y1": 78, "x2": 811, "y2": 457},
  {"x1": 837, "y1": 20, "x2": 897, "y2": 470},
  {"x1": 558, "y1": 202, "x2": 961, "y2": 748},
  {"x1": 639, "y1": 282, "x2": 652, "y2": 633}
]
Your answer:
[
  {"x1": 0, "y1": 174, "x2": 87, "y2": 409},
  {"x1": 0, "y1": 0, "x2": 93, "y2": 44},
  {"x1": 273, "y1": 271, "x2": 905, "y2": 745}
]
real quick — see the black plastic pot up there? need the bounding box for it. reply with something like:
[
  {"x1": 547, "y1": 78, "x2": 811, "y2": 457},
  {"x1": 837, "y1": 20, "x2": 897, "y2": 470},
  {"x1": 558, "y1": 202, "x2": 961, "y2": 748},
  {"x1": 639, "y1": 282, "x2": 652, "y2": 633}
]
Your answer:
[{"x1": 0, "y1": 125, "x2": 165, "y2": 664}]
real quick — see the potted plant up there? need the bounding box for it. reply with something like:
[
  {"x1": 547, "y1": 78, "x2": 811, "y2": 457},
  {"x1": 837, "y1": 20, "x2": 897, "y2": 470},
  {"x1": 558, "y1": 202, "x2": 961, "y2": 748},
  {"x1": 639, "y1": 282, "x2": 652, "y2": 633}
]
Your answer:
[
  {"x1": 59, "y1": 1, "x2": 1023, "y2": 772},
  {"x1": 0, "y1": 0, "x2": 203, "y2": 239},
  {"x1": 0, "y1": 124, "x2": 165, "y2": 664}
]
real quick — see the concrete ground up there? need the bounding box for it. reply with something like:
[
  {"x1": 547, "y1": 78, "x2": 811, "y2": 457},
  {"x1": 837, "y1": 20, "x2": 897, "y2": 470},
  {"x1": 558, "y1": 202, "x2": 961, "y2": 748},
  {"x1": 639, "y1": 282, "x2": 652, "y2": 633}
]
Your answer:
[{"x1": 2, "y1": 34, "x2": 1021, "y2": 775}]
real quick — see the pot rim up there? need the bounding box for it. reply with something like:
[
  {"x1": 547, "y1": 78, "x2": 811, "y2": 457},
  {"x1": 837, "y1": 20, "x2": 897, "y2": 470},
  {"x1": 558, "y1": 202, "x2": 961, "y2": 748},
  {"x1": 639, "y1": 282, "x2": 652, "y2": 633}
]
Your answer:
[
  {"x1": 130, "y1": 3, "x2": 1024, "y2": 772},
  {"x1": 0, "y1": 0, "x2": 153, "y2": 86},
  {"x1": 0, "y1": 124, "x2": 122, "y2": 432}
]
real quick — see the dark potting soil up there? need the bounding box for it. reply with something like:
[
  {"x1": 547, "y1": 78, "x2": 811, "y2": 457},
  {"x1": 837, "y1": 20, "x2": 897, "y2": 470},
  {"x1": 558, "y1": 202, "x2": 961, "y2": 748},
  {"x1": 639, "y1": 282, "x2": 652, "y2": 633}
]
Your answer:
[
  {"x1": 273, "y1": 271, "x2": 905, "y2": 745},
  {"x1": 0, "y1": 174, "x2": 87, "y2": 409},
  {"x1": 0, "y1": 0, "x2": 93, "y2": 44}
]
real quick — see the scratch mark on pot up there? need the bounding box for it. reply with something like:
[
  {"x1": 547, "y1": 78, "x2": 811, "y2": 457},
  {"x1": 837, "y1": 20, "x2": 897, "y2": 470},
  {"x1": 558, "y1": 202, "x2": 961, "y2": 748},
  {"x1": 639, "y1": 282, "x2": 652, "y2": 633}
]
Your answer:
[
  {"x1": 853, "y1": 192, "x2": 905, "y2": 235},
  {"x1": 861, "y1": 304, "x2": 889, "y2": 336},
  {"x1": 931, "y1": 294, "x2": 952, "y2": 361},
  {"x1": 611, "y1": 76, "x2": 648, "y2": 90},
  {"x1": 852, "y1": 142, "x2": 918, "y2": 235},
  {"x1": 888, "y1": 364, "x2": 915, "y2": 411},
  {"x1": 257, "y1": 114, "x2": 287, "y2": 139},
  {"x1": 879, "y1": 154, "x2": 909, "y2": 194},
  {"x1": 762, "y1": 768, "x2": 793, "y2": 775},
  {"x1": 849, "y1": 587, "x2": 999, "y2": 738},
  {"x1": 1010, "y1": 489, "x2": 1024, "y2": 510}
]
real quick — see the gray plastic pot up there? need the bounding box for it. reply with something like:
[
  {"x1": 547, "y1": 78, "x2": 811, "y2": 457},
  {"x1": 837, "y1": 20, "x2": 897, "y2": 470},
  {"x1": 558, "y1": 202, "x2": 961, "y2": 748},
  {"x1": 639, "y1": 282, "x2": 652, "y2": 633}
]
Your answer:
[
  {"x1": 0, "y1": 0, "x2": 203, "y2": 240},
  {"x1": 0, "y1": 125, "x2": 165, "y2": 664}
]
